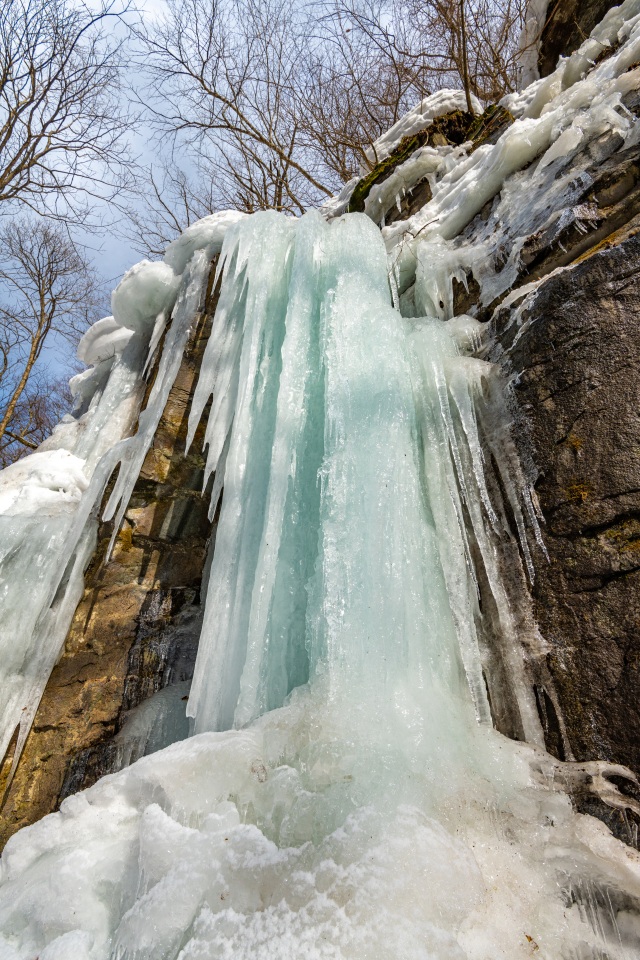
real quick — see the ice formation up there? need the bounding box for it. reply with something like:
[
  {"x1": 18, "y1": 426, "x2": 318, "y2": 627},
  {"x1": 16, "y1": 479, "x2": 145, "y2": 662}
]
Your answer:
[
  {"x1": 366, "y1": 90, "x2": 482, "y2": 165},
  {"x1": 2, "y1": 4, "x2": 640, "y2": 958},
  {"x1": 0, "y1": 212, "x2": 240, "y2": 782},
  {"x1": 385, "y1": 0, "x2": 640, "y2": 310}
]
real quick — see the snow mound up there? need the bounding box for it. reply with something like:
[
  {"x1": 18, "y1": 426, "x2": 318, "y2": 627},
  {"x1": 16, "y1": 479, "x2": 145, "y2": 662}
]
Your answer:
[{"x1": 0, "y1": 450, "x2": 88, "y2": 516}]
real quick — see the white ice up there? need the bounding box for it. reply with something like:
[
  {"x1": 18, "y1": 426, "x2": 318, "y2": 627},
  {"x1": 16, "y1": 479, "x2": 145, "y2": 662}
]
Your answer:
[{"x1": 366, "y1": 89, "x2": 482, "y2": 166}]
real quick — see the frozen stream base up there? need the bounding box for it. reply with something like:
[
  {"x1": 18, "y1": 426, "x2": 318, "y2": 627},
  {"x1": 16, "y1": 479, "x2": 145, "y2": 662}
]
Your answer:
[
  {"x1": 3, "y1": 684, "x2": 640, "y2": 960},
  {"x1": 1, "y1": 212, "x2": 640, "y2": 960}
]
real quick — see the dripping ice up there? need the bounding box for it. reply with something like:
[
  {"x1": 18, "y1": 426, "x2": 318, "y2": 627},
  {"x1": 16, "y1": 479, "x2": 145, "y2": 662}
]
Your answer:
[{"x1": 3, "y1": 2, "x2": 640, "y2": 956}]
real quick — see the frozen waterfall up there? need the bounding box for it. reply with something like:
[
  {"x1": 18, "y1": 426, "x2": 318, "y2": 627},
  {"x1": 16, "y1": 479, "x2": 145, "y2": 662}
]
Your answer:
[
  {"x1": 5, "y1": 0, "x2": 640, "y2": 949},
  {"x1": 1, "y1": 209, "x2": 640, "y2": 960}
]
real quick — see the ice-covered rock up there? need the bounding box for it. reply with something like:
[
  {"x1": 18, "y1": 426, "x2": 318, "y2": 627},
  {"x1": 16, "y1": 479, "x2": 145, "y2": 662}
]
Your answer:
[{"x1": 366, "y1": 89, "x2": 482, "y2": 166}]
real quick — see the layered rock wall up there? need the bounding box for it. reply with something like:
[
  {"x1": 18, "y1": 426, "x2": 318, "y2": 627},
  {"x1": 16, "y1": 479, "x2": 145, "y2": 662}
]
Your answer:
[{"x1": 0, "y1": 263, "x2": 220, "y2": 848}]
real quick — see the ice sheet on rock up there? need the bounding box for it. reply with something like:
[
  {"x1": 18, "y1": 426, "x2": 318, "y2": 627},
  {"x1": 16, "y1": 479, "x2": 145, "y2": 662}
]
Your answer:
[
  {"x1": 0, "y1": 332, "x2": 151, "y2": 774},
  {"x1": 186, "y1": 212, "x2": 476, "y2": 734},
  {"x1": 385, "y1": 2, "x2": 640, "y2": 303},
  {"x1": 366, "y1": 89, "x2": 482, "y2": 165},
  {"x1": 187, "y1": 212, "x2": 299, "y2": 731},
  {"x1": 364, "y1": 144, "x2": 462, "y2": 226},
  {"x1": 403, "y1": 318, "x2": 543, "y2": 741},
  {"x1": 0, "y1": 508, "x2": 96, "y2": 780},
  {"x1": 186, "y1": 211, "x2": 542, "y2": 745},
  {"x1": 109, "y1": 681, "x2": 192, "y2": 772},
  {"x1": 102, "y1": 250, "x2": 211, "y2": 557}
]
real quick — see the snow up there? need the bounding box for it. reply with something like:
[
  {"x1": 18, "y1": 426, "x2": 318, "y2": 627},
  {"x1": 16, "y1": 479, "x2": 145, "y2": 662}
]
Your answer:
[
  {"x1": 111, "y1": 260, "x2": 180, "y2": 334},
  {"x1": 76, "y1": 316, "x2": 135, "y2": 366},
  {"x1": 163, "y1": 209, "x2": 247, "y2": 273},
  {"x1": 0, "y1": 450, "x2": 88, "y2": 517},
  {"x1": 367, "y1": 89, "x2": 482, "y2": 166}
]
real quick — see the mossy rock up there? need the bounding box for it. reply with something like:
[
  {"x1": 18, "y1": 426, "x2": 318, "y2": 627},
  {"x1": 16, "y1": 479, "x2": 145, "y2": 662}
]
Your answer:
[
  {"x1": 467, "y1": 104, "x2": 514, "y2": 149},
  {"x1": 347, "y1": 104, "x2": 514, "y2": 215},
  {"x1": 348, "y1": 110, "x2": 474, "y2": 213}
]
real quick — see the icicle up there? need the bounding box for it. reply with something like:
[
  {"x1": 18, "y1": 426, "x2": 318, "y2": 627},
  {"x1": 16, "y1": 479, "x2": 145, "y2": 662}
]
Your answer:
[{"x1": 102, "y1": 252, "x2": 211, "y2": 556}]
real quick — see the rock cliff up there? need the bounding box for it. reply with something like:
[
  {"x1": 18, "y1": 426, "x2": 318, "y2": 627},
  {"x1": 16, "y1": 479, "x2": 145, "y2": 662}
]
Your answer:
[{"x1": 0, "y1": 265, "x2": 220, "y2": 847}]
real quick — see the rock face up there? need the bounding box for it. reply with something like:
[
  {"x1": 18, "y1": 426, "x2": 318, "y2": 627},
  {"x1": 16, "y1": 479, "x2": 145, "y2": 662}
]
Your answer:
[
  {"x1": 497, "y1": 231, "x2": 640, "y2": 762},
  {"x1": 538, "y1": 0, "x2": 617, "y2": 78},
  {"x1": 0, "y1": 264, "x2": 220, "y2": 849}
]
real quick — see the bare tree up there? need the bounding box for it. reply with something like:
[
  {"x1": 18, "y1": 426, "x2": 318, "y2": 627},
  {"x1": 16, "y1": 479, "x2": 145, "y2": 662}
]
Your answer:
[
  {"x1": 130, "y1": 0, "x2": 537, "y2": 243},
  {"x1": 137, "y1": 0, "x2": 329, "y2": 215},
  {"x1": 124, "y1": 162, "x2": 222, "y2": 257},
  {"x1": 0, "y1": 219, "x2": 98, "y2": 461},
  {"x1": 301, "y1": 0, "x2": 436, "y2": 175},
  {"x1": 0, "y1": 373, "x2": 73, "y2": 467},
  {"x1": 419, "y1": 0, "x2": 529, "y2": 102},
  {"x1": 0, "y1": 0, "x2": 135, "y2": 223}
]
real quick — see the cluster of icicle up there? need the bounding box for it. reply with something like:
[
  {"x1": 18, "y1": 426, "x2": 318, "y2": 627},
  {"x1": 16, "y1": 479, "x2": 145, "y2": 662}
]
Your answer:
[
  {"x1": 0, "y1": 211, "x2": 244, "y2": 781},
  {"x1": 3, "y1": 0, "x2": 640, "y2": 955},
  {"x1": 0, "y1": 209, "x2": 636, "y2": 960}
]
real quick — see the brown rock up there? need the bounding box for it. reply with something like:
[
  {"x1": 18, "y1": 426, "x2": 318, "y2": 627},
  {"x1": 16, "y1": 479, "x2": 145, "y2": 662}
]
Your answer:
[
  {"x1": 0, "y1": 263, "x2": 220, "y2": 850},
  {"x1": 492, "y1": 232, "x2": 640, "y2": 782}
]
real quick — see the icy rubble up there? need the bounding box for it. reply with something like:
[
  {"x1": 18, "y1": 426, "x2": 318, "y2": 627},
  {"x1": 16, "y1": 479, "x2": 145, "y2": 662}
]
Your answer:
[{"x1": 3, "y1": 679, "x2": 640, "y2": 960}]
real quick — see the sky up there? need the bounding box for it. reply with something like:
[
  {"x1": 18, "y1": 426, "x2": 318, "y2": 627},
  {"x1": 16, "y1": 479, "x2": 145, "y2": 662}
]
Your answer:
[{"x1": 42, "y1": 0, "x2": 174, "y2": 379}]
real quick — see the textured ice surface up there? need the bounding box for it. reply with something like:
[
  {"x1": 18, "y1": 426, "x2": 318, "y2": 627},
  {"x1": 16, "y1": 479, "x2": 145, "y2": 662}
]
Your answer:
[
  {"x1": 76, "y1": 316, "x2": 135, "y2": 367},
  {"x1": 367, "y1": 89, "x2": 482, "y2": 165},
  {"x1": 1, "y1": 683, "x2": 640, "y2": 960}
]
